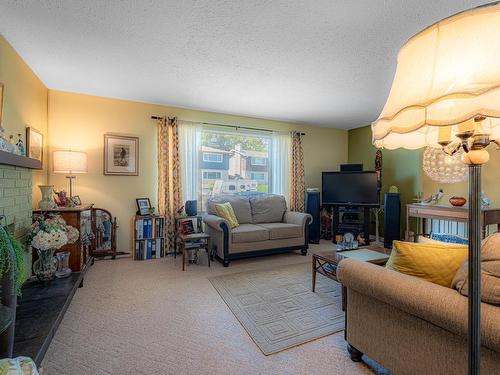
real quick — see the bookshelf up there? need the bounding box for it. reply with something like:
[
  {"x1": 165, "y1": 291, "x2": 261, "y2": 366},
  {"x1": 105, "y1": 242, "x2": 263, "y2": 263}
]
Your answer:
[{"x1": 132, "y1": 215, "x2": 166, "y2": 260}]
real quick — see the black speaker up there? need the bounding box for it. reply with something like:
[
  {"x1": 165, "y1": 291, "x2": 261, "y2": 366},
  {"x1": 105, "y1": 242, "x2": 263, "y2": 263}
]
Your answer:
[
  {"x1": 185, "y1": 200, "x2": 198, "y2": 216},
  {"x1": 340, "y1": 163, "x2": 363, "y2": 172},
  {"x1": 384, "y1": 193, "x2": 401, "y2": 249},
  {"x1": 305, "y1": 190, "x2": 320, "y2": 244}
]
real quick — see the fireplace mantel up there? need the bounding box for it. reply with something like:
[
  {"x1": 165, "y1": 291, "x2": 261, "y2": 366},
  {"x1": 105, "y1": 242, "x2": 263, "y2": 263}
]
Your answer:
[{"x1": 0, "y1": 149, "x2": 42, "y2": 169}]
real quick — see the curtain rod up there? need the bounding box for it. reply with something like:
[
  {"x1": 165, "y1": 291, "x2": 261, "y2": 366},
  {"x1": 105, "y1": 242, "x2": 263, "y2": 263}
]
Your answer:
[{"x1": 150, "y1": 116, "x2": 305, "y2": 135}]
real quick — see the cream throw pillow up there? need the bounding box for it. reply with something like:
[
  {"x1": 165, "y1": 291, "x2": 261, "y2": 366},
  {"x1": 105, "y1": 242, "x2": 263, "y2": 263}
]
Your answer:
[{"x1": 452, "y1": 232, "x2": 500, "y2": 305}]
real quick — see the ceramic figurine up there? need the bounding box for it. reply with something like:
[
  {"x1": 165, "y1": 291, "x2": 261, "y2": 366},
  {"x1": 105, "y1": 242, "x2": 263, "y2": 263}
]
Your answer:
[
  {"x1": 7, "y1": 135, "x2": 17, "y2": 154},
  {"x1": 16, "y1": 133, "x2": 25, "y2": 156},
  {"x1": 421, "y1": 189, "x2": 444, "y2": 205},
  {"x1": 0, "y1": 128, "x2": 9, "y2": 152},
  {"x1": 481, "y1": 192, "x2": 492, "y2": 208}
]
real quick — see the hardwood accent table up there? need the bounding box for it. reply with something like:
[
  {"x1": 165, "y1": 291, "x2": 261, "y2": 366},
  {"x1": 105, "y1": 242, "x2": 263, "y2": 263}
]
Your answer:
[
  {"x1": 405, "y1": 203, "x2": 500, "y2": 240},
  {"x1": 33, "y1": 204, "x2": 93, "y2": 272},
  {"x1": 312, "y1": 245, "x2": 390, "y2": 310},
  {"x1": 177, "y1": 232, "x2": 211, "y2": 271}
]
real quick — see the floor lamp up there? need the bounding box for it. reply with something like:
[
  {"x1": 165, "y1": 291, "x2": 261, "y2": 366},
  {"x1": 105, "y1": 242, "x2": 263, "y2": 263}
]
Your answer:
[{"x1": 372, "y1": 3, "x2": 500, "y2": 374}]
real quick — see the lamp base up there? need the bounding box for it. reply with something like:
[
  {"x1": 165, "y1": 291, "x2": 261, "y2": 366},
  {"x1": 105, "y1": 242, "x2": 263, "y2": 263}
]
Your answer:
[
  {"x1": 66, "y1": 176, "x2": 76, "y2": 198},
  {"x1": 468, "y1": 164, "x2": 481, "y2": 375}
]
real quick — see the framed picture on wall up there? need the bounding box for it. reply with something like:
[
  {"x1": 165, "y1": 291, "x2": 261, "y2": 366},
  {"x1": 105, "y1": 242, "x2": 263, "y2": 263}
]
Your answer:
[
  {"x1": 26, "y1": 127, "x2": 43, "y2": 163},
  {"x1": 104, "y1": 134, "x2": 139, "y2": 176},
  {"x1": 0, "y1": 82, "x2": 4, "y2": 127}
]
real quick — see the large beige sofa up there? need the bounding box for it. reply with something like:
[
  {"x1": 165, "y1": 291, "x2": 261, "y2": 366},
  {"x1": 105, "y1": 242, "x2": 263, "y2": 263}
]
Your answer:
[
  {"x1": 337, "y1": 259, "x2": 500, "y2": 374},
  {"x1": 202, "y1": 194, "x2": 312, "y2": 267}
]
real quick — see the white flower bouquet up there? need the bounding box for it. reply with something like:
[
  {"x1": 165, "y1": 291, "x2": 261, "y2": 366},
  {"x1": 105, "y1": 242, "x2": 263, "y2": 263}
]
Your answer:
[{"x1": 29, "y1": 214, "x2": 79, "y2": 250}]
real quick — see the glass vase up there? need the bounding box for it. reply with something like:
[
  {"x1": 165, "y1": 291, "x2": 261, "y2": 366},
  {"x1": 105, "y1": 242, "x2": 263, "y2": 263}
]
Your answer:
[
  {"x1": 55, "y1": 251, "x2": 72, "y2": 278},
  {"x1": 33, "y1": 248, "x2": 58, "y2": 281}
]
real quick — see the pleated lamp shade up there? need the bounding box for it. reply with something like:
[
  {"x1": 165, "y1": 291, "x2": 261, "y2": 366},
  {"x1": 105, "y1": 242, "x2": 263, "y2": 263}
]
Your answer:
[{"x1": 372, "y1": 3, "x2": 500, "y2": 150}]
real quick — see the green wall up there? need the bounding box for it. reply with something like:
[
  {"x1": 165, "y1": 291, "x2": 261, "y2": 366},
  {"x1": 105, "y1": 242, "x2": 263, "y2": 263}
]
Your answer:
[{"x1": 348, "y1": 125, "x2": 422, "y2": 236}]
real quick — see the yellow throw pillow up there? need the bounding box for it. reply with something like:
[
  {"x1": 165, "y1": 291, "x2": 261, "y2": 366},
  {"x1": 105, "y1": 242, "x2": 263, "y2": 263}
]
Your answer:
[
  {"x1": 386, "y1": 240, "x2": 467, "y2": 287},
  {"x1": 215, "y1": 202, "x2": 239, "y2": 229}
]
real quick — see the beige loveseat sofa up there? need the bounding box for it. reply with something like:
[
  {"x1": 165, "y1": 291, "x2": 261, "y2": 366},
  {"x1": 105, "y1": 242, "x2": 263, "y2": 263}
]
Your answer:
[
  {"x1": 202, "y1": 194, "x2": 312, "y2": 267},
  {"x1": 337, "y1": 259, "x2": 500, "y2": 374}
]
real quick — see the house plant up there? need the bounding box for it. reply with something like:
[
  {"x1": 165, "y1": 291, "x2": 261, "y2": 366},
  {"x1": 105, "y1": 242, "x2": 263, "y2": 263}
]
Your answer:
[
  {"x1": 28, "y1": 214, "x2": 79, "y2": 280},
  {"x1": 0, "y1": 226, "x2": 25, "y2": 295}
]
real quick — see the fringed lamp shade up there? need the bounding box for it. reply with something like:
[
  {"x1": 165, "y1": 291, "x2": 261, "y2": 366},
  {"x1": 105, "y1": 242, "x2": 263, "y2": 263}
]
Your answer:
[{"x1": 372, "y1": 3, "x2": 500, "y2": 150}]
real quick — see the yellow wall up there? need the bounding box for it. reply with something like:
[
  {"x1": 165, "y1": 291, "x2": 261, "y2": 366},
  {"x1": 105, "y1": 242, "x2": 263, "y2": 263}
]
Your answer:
[
  {"x1": 48, "y1": 90, "x2": 348, "y2": 251},
  {"x1": 0, "y1": 35, "x2": 48, "y2": 204}
]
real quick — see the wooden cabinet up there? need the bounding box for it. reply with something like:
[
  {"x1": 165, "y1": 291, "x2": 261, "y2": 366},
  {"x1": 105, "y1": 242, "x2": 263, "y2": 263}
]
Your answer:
[{"x1": 32, "y1": 204, "x2": 93, "y2": 272}]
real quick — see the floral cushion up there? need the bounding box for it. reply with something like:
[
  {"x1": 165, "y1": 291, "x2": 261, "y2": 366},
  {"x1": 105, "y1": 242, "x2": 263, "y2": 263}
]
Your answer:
[{"x1": 0, "y1": 357, "x2": 39, "y2": 375}]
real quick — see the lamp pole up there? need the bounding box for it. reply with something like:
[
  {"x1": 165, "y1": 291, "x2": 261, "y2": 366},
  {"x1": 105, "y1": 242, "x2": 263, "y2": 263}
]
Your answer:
[{"x1": 468, "y1": 164, "x2": 481, "y2": 375}]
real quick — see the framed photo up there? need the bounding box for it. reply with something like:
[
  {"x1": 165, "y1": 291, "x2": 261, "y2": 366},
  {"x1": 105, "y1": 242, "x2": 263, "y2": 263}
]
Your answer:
[
  {"x1": 104, "y1": 134, "x2": 139, "y2": 175},
  {"x1": 179, "y1": 219, "x2": 194, "y2": 235},
  {"x1": 0, "y1": 82, "x2": 4, "y2": 126},
  {"x1": 26, "y1": 127, "x2": 43, "y2": 163},
  {"x1": 71, "y1": 195, "x2": 82, "y2": 206},
  {"x1": 136, "y1": 198, "x2": 151, "y2": 215}
]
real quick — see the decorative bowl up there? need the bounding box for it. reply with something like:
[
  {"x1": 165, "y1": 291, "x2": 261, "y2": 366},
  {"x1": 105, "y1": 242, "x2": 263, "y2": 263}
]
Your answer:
[{"x1": 449, "y1": 196, "x2": 466, "y2": 207}]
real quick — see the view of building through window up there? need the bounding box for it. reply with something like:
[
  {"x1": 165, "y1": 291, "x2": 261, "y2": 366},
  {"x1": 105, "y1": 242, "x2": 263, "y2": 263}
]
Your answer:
[{"x1": 200, "y1": 129, "x2": 271, "y2": 206}]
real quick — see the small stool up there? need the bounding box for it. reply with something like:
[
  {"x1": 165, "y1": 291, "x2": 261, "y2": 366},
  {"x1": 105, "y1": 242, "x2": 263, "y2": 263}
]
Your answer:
[{"x1": 177, "y1": 233, "x2": 211, "y2": 271}]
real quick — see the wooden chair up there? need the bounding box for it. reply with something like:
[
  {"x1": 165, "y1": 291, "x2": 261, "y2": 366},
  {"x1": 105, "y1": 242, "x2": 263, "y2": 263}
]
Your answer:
[{"x1": 90, "y1": 208, "x2": 118, "y2": 259}]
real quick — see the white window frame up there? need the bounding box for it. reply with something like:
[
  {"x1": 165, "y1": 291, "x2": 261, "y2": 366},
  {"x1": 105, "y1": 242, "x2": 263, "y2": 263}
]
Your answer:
[
  {"x1": 251, "y1": 156, "x2": 267, "y2": 166},
  {"x1": 203, "y1": 171, "x2": 222, "y2": 180},
  {"x1": 250, "y1": 172, "x2": 266, "y2": 181},
  {"x1": 203, "y1": 152, "x2": 223, "y2": 163}
]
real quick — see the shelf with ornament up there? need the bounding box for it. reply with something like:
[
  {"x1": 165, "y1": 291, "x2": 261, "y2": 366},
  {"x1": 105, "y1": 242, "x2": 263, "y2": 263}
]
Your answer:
[{"x1": 0, "y1": 128, "x2": 42, "y2": 169}]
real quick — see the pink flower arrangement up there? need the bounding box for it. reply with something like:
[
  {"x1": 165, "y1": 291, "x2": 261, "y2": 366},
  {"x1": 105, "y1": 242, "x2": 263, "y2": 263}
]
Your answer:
[{"x1": 29, "y1": 214, "x2": 80, "y2": 250}]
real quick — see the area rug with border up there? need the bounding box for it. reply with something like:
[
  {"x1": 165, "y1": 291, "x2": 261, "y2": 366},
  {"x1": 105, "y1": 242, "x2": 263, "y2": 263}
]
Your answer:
[{"x1": 209, "y1": 262, "x2": 344, "y2": 355}]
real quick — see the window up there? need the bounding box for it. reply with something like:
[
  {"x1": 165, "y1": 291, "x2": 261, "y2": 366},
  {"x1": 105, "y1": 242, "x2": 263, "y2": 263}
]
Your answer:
[
  {"x1": 203, "y1": 152, "x2": 223, "y2": 163},
  {"x1": 203, "y1": 171, "x2": 222, "y2": 180},
  {"x1": 251, "y1": 157, "x2": 267, "y2": 166},
  {"x1": 179, "y1": 121, "x2": 291, "y2": 210},
  {"x1": 250, "y1": 172, "x2": 266, "y2": 181},
  {"x1": 199, "y1": 129, "x2": 272, "y2": 206}
]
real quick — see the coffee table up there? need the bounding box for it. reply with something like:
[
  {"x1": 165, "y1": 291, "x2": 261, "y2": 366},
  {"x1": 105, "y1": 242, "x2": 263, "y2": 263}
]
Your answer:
[{"x1": 312, "y1": 245, "x2": 390, "y2": 309}]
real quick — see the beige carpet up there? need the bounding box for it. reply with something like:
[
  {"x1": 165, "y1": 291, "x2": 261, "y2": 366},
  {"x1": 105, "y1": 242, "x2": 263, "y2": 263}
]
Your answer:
[
  {"x1": 210, "y1": 263, "x2": 344, "y2": 355},
  {"x1": 40, "y1": 241, "x2": 385, "y2": 375}
]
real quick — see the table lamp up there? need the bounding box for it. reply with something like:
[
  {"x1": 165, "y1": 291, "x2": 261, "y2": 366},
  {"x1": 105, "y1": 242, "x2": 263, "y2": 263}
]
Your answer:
[
  {"x1": 52, "y1": 150, "x2": 88, "y2": 197},
  {"x1": 372, "y1": 3, "x2": 500, "y2": 374}
]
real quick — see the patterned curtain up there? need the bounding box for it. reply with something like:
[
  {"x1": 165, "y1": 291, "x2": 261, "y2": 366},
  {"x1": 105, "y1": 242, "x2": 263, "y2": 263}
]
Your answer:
[
  {"x1": 290, "y1": 131, "x2": 305, "y2": 212},
  {"x1": 157, "y1": 117, "x2": 182, "y2": 253}
]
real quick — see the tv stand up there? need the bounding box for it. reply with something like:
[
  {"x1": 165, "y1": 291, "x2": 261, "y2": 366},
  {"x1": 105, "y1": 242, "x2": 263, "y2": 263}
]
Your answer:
[{"x1": 331, "y1": 206, "x2": 372, "y2": 246}]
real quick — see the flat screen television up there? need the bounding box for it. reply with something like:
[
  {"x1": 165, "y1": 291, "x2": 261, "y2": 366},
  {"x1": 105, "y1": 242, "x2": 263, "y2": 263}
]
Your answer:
[{"x1": 322, "y1": 171, "x2": 379, "y2": 206}]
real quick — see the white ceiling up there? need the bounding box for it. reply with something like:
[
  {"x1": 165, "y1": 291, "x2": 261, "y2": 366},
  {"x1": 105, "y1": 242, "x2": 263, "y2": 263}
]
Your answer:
[{"x1": 0, "y1": 1, "x2": 489, "y2": 129}]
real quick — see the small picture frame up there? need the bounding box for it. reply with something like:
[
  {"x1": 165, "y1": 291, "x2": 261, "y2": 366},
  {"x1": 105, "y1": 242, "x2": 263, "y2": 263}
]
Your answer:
[
  {"x1": 179, "y1": 220, "x2": 195, "y2": 235},
  {"x1": 104, "y1": 134, "x2": 139, "y2": 176},
  {"x1": 26, "y1": 127, "x2": 43, "y2": 163},
  {"x1": 71, "y1": 195, "x2": 82, "y2": 206},
  {"x1": 136, "y1": 198, "x2": 151, "y2": 216}
]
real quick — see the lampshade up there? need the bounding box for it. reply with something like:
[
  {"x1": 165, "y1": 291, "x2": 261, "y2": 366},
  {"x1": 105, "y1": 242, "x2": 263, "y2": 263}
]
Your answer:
[
  {"x1": 372, "y1": 3, "x2": 500, "y2": 149},
  {"x1": 53, "y1": 150, "x2": 88, "y2": 174}
]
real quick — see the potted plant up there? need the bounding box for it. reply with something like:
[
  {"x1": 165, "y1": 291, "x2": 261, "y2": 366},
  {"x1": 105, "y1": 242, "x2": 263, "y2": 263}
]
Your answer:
[
  {"x1": 0, "y1": 225, "x2": 25, "y2": 295},
  {"x1": 28, "y1": 214, "x2": 79, "y2": 281}
]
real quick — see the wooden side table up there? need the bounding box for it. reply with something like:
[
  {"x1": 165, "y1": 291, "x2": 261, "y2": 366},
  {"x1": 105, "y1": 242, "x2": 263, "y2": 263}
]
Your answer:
[
  {"x1": 178, "y1": 233, "x2": 211, "y2": 271},
  {"x1": 33, "y1": 204, "x2": 94, "y2": 272}
]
